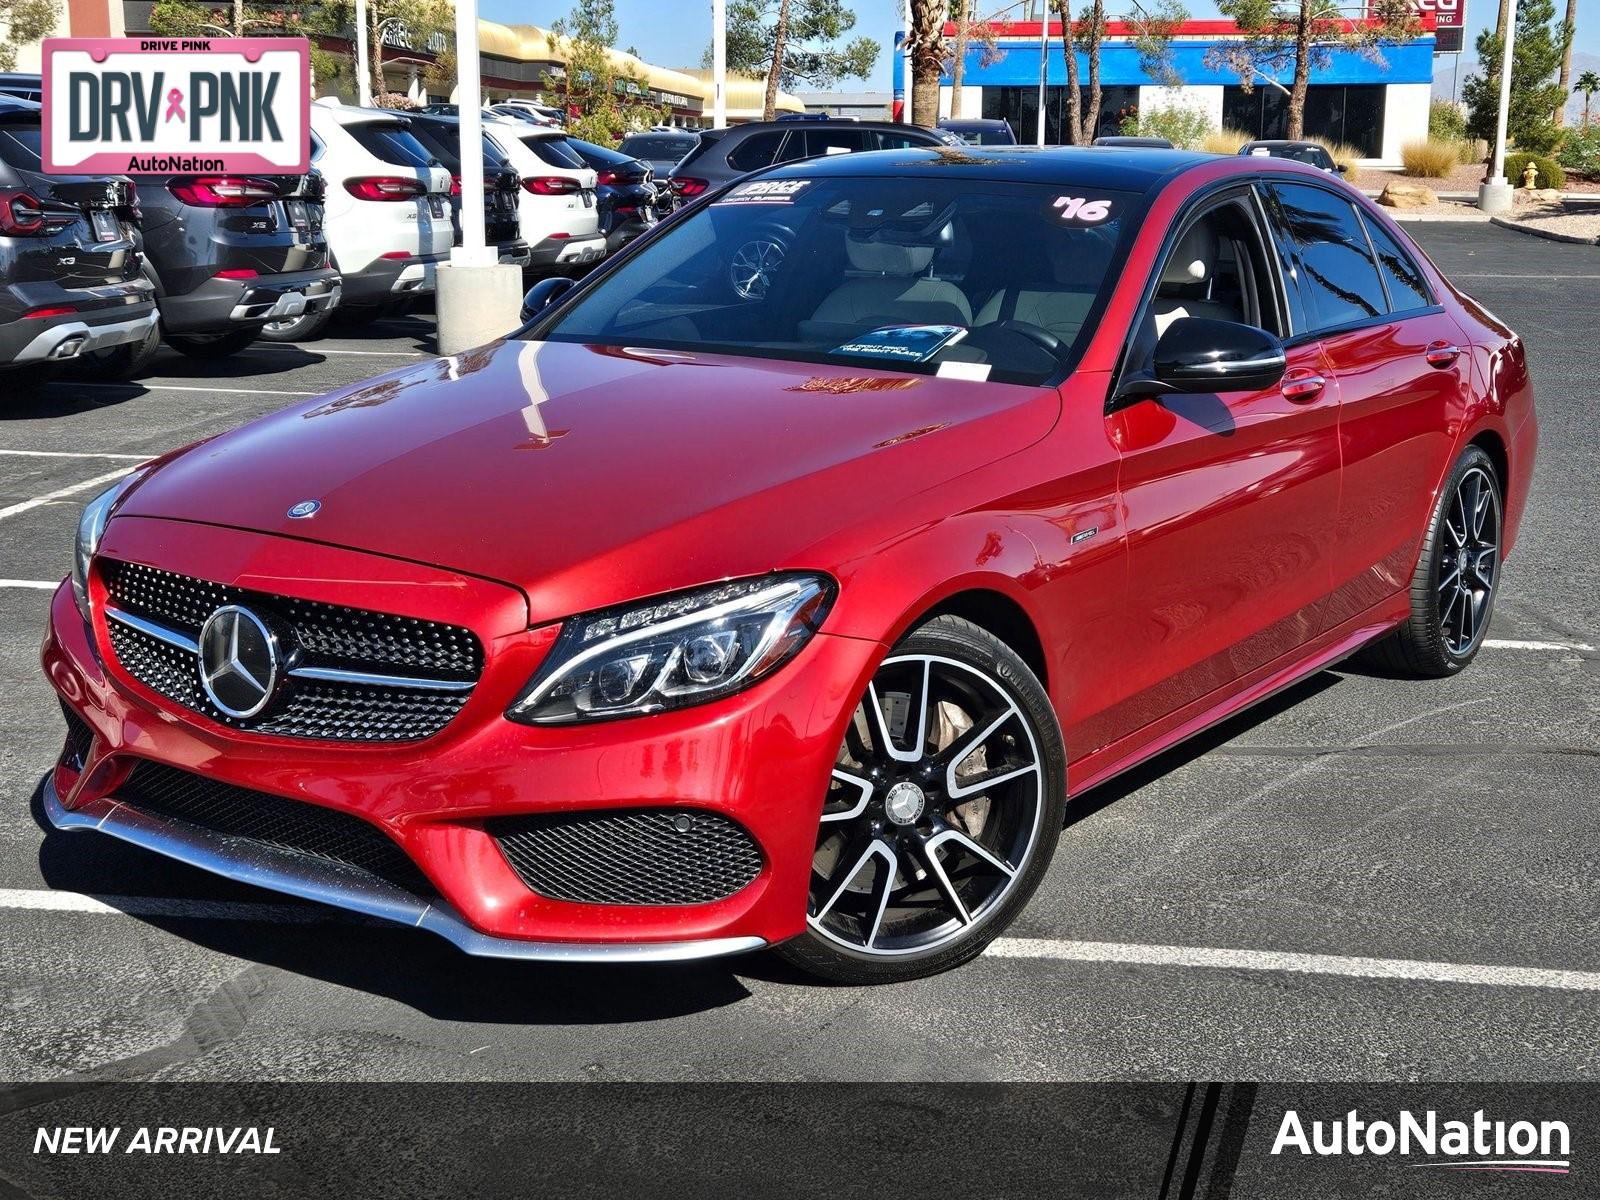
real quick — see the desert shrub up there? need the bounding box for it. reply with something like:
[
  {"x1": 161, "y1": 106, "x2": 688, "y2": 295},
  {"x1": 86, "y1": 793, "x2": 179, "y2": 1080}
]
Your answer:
[
  {"x1": 1309, "y1": 138, "x2": 1362, "y2": 174},
  {"x1": 1429, "y1": 99, "x2": 1468, "y2": 142},
  {"x1": 1557, "y1": 124, "x2": 1600, "y2": 178},
  {"x1": 1201, "y1": 127, "x2": 1252, "y2": 154},
  {"x1": 1119, "y1": 104, "x2": 1212, "y2": 150},
  {"x1": 1400, "y1": 139, "x2": 1461, "y2": 178},
  {"x1": 1504, "y1": 151, "x2": 1566, "y2": 188}
]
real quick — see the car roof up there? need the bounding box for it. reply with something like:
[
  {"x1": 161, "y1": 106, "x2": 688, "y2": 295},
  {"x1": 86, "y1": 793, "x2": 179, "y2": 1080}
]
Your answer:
[
  {"x1": 938, "y1": 118, "x2": 1007, "y2": 127},
  {"x1": 759, "y1": 144, "x2": 1216, "y2": 192},
  {"x1": 0, "y1": 93, "x2": 41, "y2": 117},
  {"x1": 1242, "y1": 140, "x2": 1323, "y2": 150},
  {"x1": 727, "y1": 119, "x2": 920, "y2": 135}
]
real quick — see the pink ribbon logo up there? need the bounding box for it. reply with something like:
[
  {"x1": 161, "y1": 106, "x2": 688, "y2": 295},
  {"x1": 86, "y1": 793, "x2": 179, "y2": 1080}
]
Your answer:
[{"x1": 164, "y1": 87, "x2": 185, "y2": 123}]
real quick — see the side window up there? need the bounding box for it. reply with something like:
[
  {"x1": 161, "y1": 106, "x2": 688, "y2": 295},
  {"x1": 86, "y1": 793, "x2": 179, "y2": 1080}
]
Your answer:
[
  {"x1": 1359, "y1": 211, "x2": 1435, "y2": 313},
  {"x1": 800, "y1": 129, "x2": 870, "y2": 157},
  {"x1": 726, "y1": 131, "x2": 785, "y2": 171},
  {"x1": 1265, "y1": 182, "x2": 1389, "y2": 330},
  {"x1": 874, "y1": 130, "x2": 931, "y2": 151}
]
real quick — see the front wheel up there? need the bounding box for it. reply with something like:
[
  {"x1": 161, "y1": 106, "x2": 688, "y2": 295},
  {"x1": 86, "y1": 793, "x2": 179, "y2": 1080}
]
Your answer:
[
  {"x1": 166, "y1": 328, "x2": 260, "y2": 359},
  {"x1": 775, "y1": 615, "x2": 1067, "y2": 984},
  {"x1": 1357, "y1": 445, "x2": 1503, "y2": 677}
]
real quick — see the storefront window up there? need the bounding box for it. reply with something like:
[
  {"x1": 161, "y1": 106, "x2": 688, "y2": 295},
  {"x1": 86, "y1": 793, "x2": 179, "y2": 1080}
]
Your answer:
[
  {"x1": 982, "y1": 86, "x2": 1139, "y2": 143},
  {"x1": 1222, "y1": 85, "x2": 1386, "y2": 158}
]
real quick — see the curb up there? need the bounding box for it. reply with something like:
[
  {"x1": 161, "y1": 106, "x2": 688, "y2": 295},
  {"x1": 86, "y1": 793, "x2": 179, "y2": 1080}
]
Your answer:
[{"x1": 1489, "y1": 215, "x2": 1600, "y2": 245}]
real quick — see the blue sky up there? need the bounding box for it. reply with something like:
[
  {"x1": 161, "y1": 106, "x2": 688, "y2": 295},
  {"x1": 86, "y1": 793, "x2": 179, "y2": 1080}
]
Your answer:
[{"x1": 497, "y1": 0, "x2": 1594, "y2": 91}]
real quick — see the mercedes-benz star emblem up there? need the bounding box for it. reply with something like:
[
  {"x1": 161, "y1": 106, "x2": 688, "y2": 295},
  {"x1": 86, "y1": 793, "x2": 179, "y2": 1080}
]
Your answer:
[
  {"x1": 198, "y1": 605, "x2": 280, "y2": 719},
  {"x1": 287, "y1": 499, "x2": 321, "y2": 519}
]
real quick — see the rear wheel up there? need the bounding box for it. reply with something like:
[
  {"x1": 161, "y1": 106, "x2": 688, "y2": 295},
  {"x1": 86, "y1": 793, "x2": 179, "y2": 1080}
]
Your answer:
[
  {"x1": 69, "y1": 319, "x2": 161, "y2": 380},
  {"x1": 775, "y1": 615, "x2": 1066, "y2": 984},
  {"x1": 259, "y1": 308, "x2": 334, "y2": 343},
  {"x1": 166, "y1": 328, "x2": 260, "y2": 359},
  {"x1": 1357, "y1": 445, "x2": 1503, "y2": 677}
]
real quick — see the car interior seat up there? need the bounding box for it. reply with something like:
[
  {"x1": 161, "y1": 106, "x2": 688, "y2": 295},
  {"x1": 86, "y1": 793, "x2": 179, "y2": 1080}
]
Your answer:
[{"x1": 801, "y1": 206, "x2": 972, "y2": 342}]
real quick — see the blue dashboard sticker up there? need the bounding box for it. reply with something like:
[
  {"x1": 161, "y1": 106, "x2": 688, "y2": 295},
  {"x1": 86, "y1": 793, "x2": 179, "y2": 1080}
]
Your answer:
[{"x1": 832, "y1": 324, "x2": 969, "y2": 363}]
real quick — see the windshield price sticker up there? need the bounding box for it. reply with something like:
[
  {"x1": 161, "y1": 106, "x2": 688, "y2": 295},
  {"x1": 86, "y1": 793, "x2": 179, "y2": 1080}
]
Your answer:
[
  {"x1": 1047, "y1": 195, "x2": 1113, "y2": 223},
  {"x1": 41, "y1": 37, "x2": 310, "y2": 176},
  {"x1": 717, "y1": 179, "x2": 812, "y2": 205}
]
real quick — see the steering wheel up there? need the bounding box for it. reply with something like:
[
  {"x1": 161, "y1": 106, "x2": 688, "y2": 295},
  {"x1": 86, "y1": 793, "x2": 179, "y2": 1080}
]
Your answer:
[{"x1": 997, "y1": 319, "x2": 1068, "y2": 360}]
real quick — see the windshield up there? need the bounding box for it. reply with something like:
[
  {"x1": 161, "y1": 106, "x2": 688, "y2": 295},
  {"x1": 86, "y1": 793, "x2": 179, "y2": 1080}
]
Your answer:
[
  {"x1": 539, "y1": 174, "x2": 1138, "y2": 385},
  {"x1": 944, "y1": 126, "x2": 1013, "y2": 146}
]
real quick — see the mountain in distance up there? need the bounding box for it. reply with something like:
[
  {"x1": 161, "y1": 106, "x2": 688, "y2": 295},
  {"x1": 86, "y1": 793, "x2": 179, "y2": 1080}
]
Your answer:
[{"x1": 1434, "y1": 47, "x2": 1600, "y2": 122}]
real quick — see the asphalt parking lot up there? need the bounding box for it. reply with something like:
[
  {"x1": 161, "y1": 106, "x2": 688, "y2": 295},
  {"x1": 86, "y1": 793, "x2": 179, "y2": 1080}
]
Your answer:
[{"x1": 1, "y1": 224, "x2": 1596, "y2": 1084}]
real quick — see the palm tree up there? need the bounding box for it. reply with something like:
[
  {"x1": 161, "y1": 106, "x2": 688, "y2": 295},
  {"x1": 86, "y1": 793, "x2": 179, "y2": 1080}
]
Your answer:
[{"x1": 1577, "y1": 69, "x2": 1600, "y2": 124}]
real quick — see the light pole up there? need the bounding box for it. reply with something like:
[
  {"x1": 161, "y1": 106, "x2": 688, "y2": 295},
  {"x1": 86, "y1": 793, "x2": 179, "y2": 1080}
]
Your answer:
[
  {"x1": 355, "y1": 0, "x2": 372, "y2": 106},
  {"x1": 1478, "y1": 10, "x2": 1518, "y2": 212},
  {"x1": 1036, "y1": 1, "x2": 1048, "y2": 145},
  {"x1": 712, "y1": 0, "x2": 727, "y2": 128},
  {"x1": 433, "y1": 0, "x2": 523, "y2": 354}
]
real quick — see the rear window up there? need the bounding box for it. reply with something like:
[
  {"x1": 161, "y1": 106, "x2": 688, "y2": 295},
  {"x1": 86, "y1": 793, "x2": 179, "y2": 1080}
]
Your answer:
[
  {"x1": 0, "y1": 125, "x2": 42, "y2": 169},
  {"x1": 523, "y1": 136, "x2": 586, "y2": 170},
  {"x1": 347, "y1": 123, "x2": 436, "y2": 169},
  {"x1": 620, "y1": 135, "x2": 696, "y2": 161}
]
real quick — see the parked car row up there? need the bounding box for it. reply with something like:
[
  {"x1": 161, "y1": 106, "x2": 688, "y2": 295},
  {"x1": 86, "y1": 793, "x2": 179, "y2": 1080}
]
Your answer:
[{"x1": 0, "y1": 89, "x2": 1049, "y2": 389}]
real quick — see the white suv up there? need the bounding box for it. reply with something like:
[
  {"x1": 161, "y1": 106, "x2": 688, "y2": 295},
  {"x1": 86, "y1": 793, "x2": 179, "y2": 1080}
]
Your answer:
[
  {"x1": 482, "y1": 115, "x2": 606, "y2": 275},
  {"x1": 310, "y1": 101, "x2": 453, "y2": 319}
]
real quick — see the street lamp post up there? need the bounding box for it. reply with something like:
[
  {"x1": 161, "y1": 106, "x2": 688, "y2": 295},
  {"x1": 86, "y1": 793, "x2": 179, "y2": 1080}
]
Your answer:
[
  {"x1": 712, "y1": 0, "x2": 727, "y2": 129},
  {"x1": 433, "y1": 0, "x2": 523, "y2": 354},
  {"x1": 1036, "y1": 3, "x2": 1048, "y2": 145},
  {"x1": 355, "y1": 0, "x2": 372, "y2": 106},
  {"x1": 1478, "y1": 12, "x2": 1518, "y2": 213}
]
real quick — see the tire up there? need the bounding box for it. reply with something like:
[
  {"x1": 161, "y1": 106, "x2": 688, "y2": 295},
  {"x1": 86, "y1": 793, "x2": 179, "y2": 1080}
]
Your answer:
[
  {"x1": 775, "y1": 614, "x2": 1067, "y2": 984},
  {"x1": 258, "y1": 307, "x2": 334, "y2": 343},
  {"x1": 68, "y1": 318, "x2": 161, "y2": 381},
  {"x1": 1356, "y1": 445, "x2": 1503, "y2": 678},
  {"x1": 165, "y1": 328, "x2": 260, "y2": 359}
]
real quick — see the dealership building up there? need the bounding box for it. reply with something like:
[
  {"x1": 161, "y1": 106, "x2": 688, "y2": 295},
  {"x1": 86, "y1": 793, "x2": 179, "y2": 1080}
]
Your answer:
[{"x1": 900, "y1": 5, "x2": 1458, "y2": 164}]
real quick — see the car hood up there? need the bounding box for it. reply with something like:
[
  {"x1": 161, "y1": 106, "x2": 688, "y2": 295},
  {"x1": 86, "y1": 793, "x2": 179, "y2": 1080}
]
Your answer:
[{"x1": 119, "y1": 339, "x2": 1060, "y2": 623}]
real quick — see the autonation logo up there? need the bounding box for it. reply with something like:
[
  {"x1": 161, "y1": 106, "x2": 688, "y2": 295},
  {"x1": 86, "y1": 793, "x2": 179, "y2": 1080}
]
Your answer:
[{"x1": 1272, "y1": 1109, "x2": 1571, "y2": 1174}]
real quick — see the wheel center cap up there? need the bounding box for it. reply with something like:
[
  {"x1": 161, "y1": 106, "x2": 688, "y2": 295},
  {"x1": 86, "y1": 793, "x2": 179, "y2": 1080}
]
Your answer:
[{"x1": 884, "y1": 781, "x2": 926, "y2": 826}]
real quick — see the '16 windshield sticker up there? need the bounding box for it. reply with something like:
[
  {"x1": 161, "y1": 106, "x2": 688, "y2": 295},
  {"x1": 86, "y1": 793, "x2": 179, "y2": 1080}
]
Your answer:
[
  {"x1": 717, "y1": 179, "x2": 812, "y2": 205},
  {"x1": 1048, "y1": 195, "x2": 1113, "y2": 222}
]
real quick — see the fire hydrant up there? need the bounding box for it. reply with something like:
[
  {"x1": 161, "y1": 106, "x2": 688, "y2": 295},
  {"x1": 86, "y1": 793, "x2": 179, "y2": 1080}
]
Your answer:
[{"x1": 1523, "y1": 161, "x2": 1539, "y2": 190}]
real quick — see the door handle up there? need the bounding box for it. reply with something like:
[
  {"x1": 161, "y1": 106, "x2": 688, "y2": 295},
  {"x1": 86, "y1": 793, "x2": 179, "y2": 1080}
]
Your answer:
[
  {"x1": 1280, "y1": 370, "x2": 1327, "y2": 403},
  {"x1": 1425, "y1": 341, "x2": 1462, "y2": 368}
]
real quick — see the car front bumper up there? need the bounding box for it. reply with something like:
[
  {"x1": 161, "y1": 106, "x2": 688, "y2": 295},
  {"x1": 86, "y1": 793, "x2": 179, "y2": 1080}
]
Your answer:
[{"x1": 39, "y1": 522, "x2": 879, "y2": 960}]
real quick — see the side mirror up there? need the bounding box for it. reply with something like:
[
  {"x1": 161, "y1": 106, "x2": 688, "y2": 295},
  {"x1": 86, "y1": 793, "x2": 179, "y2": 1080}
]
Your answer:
[
  {"x1": 521, "y1": 276, "x2": 576, "y2": 323},
  {"x1": 1152, "y1": 317, "x2": 1287, "y2": 393},
  {"x1": 1117, "y1": 317, "x2": 1286, "y2": 406},
  {"x1": 1334, "y1": 162, "x2": 1348, "y2": 174}
]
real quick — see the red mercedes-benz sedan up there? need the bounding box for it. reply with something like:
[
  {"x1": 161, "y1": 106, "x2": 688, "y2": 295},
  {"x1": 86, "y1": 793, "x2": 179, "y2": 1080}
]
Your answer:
[{"x1": 41, "y1": 147, "x2": 1536, "y2": 983}]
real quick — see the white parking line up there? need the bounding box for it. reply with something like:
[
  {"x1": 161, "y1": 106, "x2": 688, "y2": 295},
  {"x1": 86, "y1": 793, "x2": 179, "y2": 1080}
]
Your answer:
[
  {"x1": 1483, "y1": 638, "x2": 1595, "y2": 652},
  {"x1": 0, "y1": 466, "x2": 132, "y2": 522},
  {"x1": 253, "y1": 345, "x2": 425, "y2": 358},
  {"x1": 8, "y1": 886, "x2": 1600, "y2": 992},
  {"x1": 0, "y1": 579, "x2": 57, "y2": 589},
  {"x1": 985, "y1": 938, "x2": 1600, "y2": 993},
  {"x1": 0, "y1": 450, "x2": 149, "y2": 461},
  {"x1": 66, "y1": 383, "x2": 320, "y2": 397}
]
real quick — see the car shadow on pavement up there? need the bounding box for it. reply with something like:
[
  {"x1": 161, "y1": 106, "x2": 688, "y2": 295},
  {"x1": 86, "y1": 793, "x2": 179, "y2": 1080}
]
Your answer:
[
  {"x1": 1061, "y1": 670, "x2": 1344, "y2": 828},
  {"x1": 28, "y1": 777, "x2": 756, "y2": 1024}
]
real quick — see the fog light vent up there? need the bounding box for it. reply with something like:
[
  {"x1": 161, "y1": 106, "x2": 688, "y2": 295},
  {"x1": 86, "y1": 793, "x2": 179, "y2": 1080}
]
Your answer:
[{"x1": 489, "y1": 809, "x2": 763, "y2": 906}]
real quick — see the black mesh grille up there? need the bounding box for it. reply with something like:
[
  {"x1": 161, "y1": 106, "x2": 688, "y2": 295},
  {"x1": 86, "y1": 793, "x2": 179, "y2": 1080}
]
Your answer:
[
  {"x1": 490, "y1": 809, "x2": 763, "y2": 906},
  {"x1": 117, "y1": 759, "x2": 435, "y2": 897},
  {"x1": 101, "y1": 559, "x2": 480, "y2": 742},
  {"x1": 59, "y1": 702, "x2": 95, "y2": 770},
  {"x1": 105, "y1": 560, "x2": 481, "y2": 675}
]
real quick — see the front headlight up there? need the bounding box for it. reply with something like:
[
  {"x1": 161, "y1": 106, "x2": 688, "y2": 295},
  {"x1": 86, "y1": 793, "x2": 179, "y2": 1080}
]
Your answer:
[
  {"x1": 507, "y1": 573, "x2": 835, "y2": 725},
  {"x1": 72, "y1": 472, "x2": 143, "y2": 621}
]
